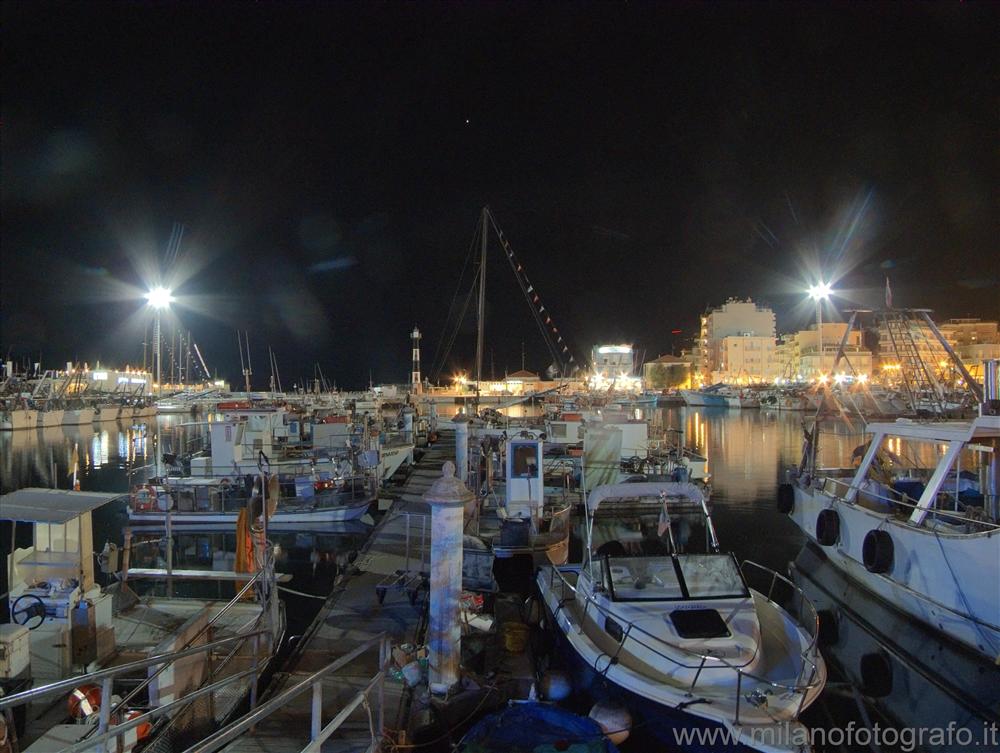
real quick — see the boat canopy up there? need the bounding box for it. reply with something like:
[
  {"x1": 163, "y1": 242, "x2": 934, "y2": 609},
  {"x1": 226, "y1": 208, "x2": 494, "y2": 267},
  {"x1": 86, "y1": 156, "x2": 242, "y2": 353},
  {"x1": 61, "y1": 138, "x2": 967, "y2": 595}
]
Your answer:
[
  {"x1": 586, "y1": 481, "x2": 706, "y2": 513},
  {"x1": 0, "y1": 488, "x2": 121, "y2": 524}
]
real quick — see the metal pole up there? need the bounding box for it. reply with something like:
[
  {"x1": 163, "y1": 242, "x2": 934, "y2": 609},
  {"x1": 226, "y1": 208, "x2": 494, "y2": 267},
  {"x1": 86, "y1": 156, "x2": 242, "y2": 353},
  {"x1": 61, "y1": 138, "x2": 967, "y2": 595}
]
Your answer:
[
  {"x1": 155, "y1": 310, "x2": 162, "y2": 398},
  {"x1": 475, "y1": 207, "x2": 488, "y2": 408},
  {"x1": 816, "y1": 300, "x2": 823, "y2": 379},
  {"x1": 166, "y1": 506, "x2": 173, "y2": 598}
]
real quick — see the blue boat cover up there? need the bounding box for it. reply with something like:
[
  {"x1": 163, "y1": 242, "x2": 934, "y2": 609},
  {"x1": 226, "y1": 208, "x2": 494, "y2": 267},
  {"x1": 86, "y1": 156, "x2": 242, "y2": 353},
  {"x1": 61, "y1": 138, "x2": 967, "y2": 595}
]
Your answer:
[{"x1": 458, "y1": 702, "x2": 620, "y2": 753}]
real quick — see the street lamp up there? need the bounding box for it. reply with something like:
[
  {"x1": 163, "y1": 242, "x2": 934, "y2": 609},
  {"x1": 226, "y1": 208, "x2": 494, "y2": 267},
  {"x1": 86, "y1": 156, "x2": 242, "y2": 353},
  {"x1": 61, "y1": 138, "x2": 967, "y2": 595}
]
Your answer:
[
  {"x1": 808, "y1": 282, "x2": 832, "y2": 381},
  {"x1": 146, "y1": 286, "x2": 174, "y2": 397}
]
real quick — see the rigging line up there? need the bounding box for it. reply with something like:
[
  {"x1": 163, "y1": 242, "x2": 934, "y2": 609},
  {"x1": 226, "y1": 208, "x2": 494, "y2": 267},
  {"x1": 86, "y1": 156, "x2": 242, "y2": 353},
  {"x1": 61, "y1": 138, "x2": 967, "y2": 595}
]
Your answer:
[
  {"x1": 429, "y1": 219, "x2": 482, "y2": 382},
  {"x1": 431, "y1": 255, "x2": 479, "y2": 384},
  {"x1": 486, "y1": 210, "x2": 567, "y2": 372}
]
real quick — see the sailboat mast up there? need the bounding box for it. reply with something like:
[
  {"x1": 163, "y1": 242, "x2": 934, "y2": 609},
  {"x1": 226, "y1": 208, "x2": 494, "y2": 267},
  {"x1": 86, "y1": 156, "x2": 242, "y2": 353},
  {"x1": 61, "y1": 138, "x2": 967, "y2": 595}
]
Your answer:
[{"x1": 475, "y1": 206, "x2": 488, "y2": 401}]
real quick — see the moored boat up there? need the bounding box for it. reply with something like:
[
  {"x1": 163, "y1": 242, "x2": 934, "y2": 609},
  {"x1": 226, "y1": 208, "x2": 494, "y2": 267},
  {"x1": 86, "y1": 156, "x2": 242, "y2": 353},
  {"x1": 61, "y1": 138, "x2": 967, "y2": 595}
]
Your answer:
[
  {"x1": 782, "y1": 407, "x2": 1000, "y2": 660},
  {"x1": 537, "y1": 481, "x2": 825, "y2": 751}
]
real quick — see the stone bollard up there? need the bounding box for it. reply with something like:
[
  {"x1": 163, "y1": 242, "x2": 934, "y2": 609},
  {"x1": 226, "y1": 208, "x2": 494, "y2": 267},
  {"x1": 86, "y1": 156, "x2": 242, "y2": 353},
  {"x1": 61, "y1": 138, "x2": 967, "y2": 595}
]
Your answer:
[{"x1": 424, "y1": 460, "x2": 473, "y2": 695}]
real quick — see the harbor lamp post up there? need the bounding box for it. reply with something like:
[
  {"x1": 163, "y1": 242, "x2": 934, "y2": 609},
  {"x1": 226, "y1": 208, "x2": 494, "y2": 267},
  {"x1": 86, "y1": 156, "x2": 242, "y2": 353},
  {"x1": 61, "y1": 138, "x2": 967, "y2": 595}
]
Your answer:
[
  {"x1": 146, "y1": 286, "x2": 174, "y2": 397},
  {"x1": 808, "y1": 282, "x2": 832, "y2": 380}
]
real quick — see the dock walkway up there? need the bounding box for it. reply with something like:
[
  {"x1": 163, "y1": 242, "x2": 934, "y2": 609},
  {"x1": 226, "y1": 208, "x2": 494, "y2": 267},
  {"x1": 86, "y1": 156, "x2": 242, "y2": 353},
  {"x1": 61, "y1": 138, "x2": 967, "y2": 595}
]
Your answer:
[{"x1": 221, "y1": 432, "x2": 456, "y2": 752}]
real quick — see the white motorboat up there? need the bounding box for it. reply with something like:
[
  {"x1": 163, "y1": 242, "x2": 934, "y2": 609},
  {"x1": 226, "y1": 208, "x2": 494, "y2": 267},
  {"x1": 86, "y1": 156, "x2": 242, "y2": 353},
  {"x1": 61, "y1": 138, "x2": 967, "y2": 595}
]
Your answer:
[{"x1": 537, "y1": 482, "x2": 825, "y2": 752}]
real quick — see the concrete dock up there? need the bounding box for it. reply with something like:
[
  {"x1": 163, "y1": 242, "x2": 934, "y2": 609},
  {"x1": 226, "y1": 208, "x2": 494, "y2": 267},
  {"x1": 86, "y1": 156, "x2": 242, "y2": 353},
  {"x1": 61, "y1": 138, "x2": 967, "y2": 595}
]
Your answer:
[{"x1": 221, "y1": 432, "x2": 456, "y2": 752}]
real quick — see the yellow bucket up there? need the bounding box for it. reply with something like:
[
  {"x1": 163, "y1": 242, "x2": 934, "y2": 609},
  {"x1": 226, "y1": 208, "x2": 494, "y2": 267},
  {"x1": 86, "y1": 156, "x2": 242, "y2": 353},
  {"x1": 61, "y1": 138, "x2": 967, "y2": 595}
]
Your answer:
[{"x1": 502, "y1": 622, "x2": 530, "y2": 653}]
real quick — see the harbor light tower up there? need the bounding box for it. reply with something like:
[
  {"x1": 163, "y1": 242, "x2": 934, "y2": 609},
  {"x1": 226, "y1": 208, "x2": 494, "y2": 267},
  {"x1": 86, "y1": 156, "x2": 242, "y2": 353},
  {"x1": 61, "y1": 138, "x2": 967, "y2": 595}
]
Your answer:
[
  {"x1": 411, "y1": 326, "x2": 422, "y2": 394},
  {"x1": 146, "y1": 286, "x2": 174, "y2": 397},
  {"x1": 808, "y1": 282, "x2": 833, "y2": 379}
]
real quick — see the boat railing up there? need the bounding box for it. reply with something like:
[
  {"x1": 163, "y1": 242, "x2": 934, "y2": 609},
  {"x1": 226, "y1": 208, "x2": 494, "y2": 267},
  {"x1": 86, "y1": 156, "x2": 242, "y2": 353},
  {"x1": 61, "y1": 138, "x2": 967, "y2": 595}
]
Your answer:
[
  {"x1": 546, "y1": 560, "x2": 822, "y2": 723},
  {"x1": 0, "y1": 621, "x2": 272, "y2": 753},
  {"x1": 819, "y1": 477, "x2": 1000, "y2": 530},
  {"x1": 180, "y1": 633, "x2": 392, "y2": 753}
]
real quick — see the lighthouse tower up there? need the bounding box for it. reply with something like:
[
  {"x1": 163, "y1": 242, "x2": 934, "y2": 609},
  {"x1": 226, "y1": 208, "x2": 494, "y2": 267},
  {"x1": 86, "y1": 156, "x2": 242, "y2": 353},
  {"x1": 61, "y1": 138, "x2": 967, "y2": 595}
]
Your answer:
[{"x1": 411, "y1": 326, "x2": 422, "y2": 394}]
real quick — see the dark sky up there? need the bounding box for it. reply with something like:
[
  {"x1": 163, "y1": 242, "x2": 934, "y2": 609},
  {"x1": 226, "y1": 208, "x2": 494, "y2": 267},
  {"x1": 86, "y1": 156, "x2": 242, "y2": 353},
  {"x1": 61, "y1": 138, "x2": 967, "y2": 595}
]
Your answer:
[{"x1": 2, "y1": 2, "x2": 997, "y2": 388}]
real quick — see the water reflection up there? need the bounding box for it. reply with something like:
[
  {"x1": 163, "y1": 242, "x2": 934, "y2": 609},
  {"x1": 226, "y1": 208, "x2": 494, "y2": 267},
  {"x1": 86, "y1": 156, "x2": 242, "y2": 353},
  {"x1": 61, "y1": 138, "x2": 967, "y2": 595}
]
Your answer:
[
  {"x1": 792, "y1": 542, "x2": 1000, "y2": 750},
  {"x1": 0, "y1": 420, "x2": 160, "y2": 494}
]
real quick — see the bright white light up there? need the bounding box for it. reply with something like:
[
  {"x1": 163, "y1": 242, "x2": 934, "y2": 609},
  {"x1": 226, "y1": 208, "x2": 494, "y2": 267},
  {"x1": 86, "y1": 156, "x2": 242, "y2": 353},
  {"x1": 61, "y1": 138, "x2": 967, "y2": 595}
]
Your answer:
[
  {"x1": 146, "y1": 286, "x2": 174, "y2": 309},
  {"x1": 834, "y1": 373, "x2": 847, "y2": 385},
  {"x1": 857, "y1": 373, "x2": 869, "y2": 384},
  {"x1": 807, "y1": 282, "x2": 833, "y2": 301}
]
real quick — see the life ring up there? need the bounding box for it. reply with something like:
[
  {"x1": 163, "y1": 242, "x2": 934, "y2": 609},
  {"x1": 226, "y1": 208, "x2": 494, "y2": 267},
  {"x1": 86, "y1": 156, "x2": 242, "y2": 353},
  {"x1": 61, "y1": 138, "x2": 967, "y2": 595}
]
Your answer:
[
  {"x1": 862, "y1": 529, "x2": 894, "y2": 573},
  {"x1": 68, "y1": 683, "x2": 102, "y2": 720},
  {"x1": 776, "y1": 483, "x2": 795, "y2": 514},
  {"x1": 815, "y1": 509, "x2": 840, "y2": 546},
  {"x1": 131, "y1": 485, "x2": 158, "y2": 512},
  {"x1": 117, "y1": 710, "x2": 152, "y2": 752}
]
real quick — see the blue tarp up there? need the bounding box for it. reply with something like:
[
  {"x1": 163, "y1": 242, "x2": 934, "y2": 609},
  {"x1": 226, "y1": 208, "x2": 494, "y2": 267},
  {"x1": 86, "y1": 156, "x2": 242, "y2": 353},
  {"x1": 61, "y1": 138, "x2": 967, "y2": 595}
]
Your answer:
[{"x1": 458, "y1": 702, "x2": 620, "y2": 753}]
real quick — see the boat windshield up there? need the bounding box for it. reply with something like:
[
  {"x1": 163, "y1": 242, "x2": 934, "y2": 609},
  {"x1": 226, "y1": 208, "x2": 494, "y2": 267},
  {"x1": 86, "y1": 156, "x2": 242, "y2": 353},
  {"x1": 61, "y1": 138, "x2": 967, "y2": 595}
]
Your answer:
[{"x1": 602, "y1": 553, "x2": 748, "y2": 601}]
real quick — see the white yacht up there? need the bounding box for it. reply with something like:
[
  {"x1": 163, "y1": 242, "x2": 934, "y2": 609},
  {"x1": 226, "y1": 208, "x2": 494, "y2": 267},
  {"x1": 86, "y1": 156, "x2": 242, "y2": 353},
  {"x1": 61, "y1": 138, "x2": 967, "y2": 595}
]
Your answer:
[{"x1": 537, "y1": 482, "x2": 825, "y2": 752}]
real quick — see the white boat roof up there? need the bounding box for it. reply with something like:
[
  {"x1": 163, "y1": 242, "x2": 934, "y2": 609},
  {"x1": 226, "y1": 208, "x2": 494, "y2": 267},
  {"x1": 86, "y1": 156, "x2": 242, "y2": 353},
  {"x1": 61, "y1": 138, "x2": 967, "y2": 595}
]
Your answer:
[
  {"x1": 587, "y1": 481, "x2": 705, "y2": 513},
  {"x1": 0, "y1": 488, "x2": 122, "y2": 523},
  {"x1": 866, "y1": 415, "x2": 1000, "y2": 443}
]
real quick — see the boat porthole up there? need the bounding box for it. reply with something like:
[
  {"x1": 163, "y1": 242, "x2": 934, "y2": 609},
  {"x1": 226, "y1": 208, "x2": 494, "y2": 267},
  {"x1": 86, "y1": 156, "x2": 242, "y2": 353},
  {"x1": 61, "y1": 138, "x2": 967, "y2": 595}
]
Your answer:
[
  {"x1": 860, "y1": 652, "x2": 893, "y2": 697},
  {"x1": 816, "y1": 509, "x2": 840, "y2": 546},
  {"x1": 777, "y1": 483, "x2": 794, "y2": 514}
]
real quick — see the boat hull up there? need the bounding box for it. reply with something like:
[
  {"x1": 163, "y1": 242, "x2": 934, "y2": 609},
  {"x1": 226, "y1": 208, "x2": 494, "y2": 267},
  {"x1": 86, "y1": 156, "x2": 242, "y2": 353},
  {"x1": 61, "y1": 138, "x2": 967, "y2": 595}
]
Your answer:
[
  {"x1": 129, "y1": 498, "x2": 372, "y2": 525},
  {"x1": 680, "y1": 390, "x2": 729, "y2": 408},
  {"x1": 790, "y1": 482, "x2": 1000, "y2": 659}
]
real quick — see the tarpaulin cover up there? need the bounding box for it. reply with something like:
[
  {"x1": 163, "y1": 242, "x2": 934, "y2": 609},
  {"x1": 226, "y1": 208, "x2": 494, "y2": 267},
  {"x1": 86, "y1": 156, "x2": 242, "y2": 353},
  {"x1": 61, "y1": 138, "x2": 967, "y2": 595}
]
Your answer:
[{"x1": 458, "y1": 702, "x2": 620, "y2": 753}]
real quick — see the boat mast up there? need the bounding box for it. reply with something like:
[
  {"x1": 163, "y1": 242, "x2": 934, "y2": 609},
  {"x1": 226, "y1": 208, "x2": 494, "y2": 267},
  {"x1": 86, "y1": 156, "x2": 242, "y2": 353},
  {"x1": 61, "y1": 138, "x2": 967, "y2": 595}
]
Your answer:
[{"x1": 475, "y1": 206, "x2": 488, "y2": 409}]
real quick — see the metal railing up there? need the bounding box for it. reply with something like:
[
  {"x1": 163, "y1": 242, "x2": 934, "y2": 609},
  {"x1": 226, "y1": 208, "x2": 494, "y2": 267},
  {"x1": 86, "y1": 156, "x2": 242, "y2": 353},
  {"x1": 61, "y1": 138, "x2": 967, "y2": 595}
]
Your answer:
[
  {"x1": 181, "y1": 633, "x2": 391, "y2": 753},
  {"x1": 545, "y1": 559, "x2": 822, "y2": 724},
  {"x1": 0, "y1": 631, "x2": 267, "y2": 753},
  {"x1": 819, "y1": 477, "x2": 1000, "y2": 530}
]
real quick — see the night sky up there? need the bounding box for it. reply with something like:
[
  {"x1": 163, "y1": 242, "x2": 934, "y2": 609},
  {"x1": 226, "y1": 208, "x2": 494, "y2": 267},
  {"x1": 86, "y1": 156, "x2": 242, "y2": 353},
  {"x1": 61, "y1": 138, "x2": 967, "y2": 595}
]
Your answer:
[{"x1": 2, "y1": 2, "x2": 997, "y2": 388}]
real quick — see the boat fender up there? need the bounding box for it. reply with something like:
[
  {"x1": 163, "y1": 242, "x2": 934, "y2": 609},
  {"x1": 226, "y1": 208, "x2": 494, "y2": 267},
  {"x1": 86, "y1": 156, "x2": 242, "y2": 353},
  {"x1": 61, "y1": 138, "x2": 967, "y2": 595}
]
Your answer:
[
  {"x1": 859, "y1": 651, "x2": 893, "y2": 697},
  {"x1": 817, "y1": 609, "x2": 839, "y2": 646},
  {"x1": 862, "y1": 529, "x2": 894, "y2": 574},
  {"x1": 588, "y1": 700, "x2": 632, "y2": 746},
  {"x1": 776, "y1": 483, "x2": 794, "y2": 514},
  {"x1": 539, "y1": 669, "x2": 573, "y2": 701},
  {"x1": 815, "y1": 509, "x2": 840, "y2": 546},
  {"x1": 68, "y1": 684, "x2": 102, "y2": 720}
]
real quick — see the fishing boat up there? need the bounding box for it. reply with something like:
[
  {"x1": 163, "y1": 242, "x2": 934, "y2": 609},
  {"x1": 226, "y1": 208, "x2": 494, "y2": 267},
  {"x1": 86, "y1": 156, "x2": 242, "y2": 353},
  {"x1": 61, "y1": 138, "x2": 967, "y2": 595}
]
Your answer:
[
  {"x1": 128, "y1": 470, "x2": 375, "y2": 524},
  {"x1": 537, "y1": 482, "x2": 825, "y2": 752},
  {"x1": 680, "y1": 385, "x2": 731, "y2": 408},
  {"x1": 782, "y1": 405, "x2": 1000, "y2": 660},
  {"x1": 0, "y1": 488, "x2": 284, "y2": 753}
]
